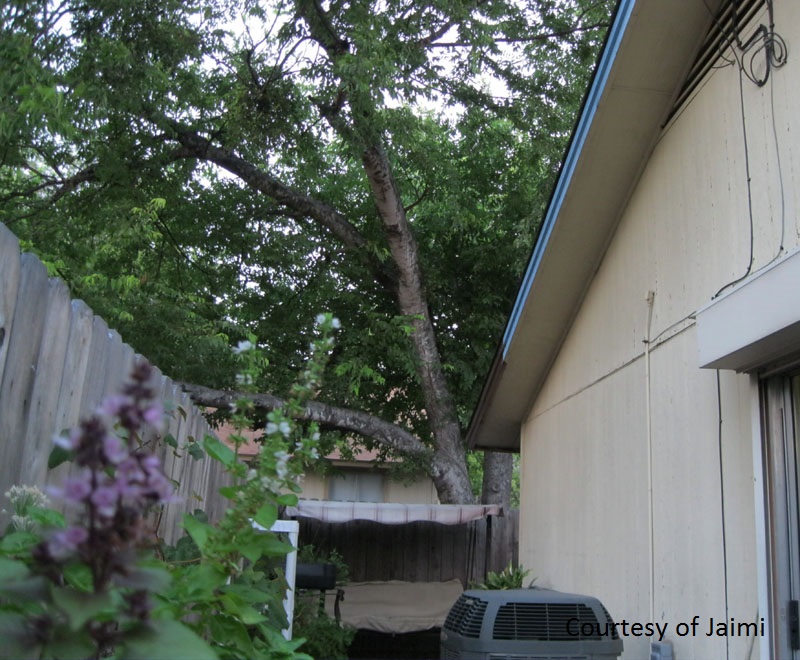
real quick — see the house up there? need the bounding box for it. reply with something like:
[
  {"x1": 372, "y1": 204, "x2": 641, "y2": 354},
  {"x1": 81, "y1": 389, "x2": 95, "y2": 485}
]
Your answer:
[
  {"x1": 217, "y1": 420, "x2": 438, "y2": 504},
  {"x1": 467, "y1": 0, "x2": 797, "y2": 658}
]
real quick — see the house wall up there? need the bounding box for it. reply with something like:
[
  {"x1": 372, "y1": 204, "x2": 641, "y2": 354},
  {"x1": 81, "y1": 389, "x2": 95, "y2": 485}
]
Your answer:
[
  {"x1": 519, "y1": 3, "x2": 800, "y2": 658},
  {"x1": 300, "y1": 465, "x2": 438, "y2": 504}
]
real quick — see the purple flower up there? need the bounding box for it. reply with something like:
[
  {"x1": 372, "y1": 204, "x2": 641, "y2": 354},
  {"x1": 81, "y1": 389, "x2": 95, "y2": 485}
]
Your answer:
[
  {"x1": 141, "y1": 454, "x2": 160, "y2": 475},
  {"x1": 98, "y1": 394, "x2": 130, "y2": 418},
  {"x1": 91, "y1": 485, "x2": 119, "y2": 518},
  {"x1": 117, "y1": 458, "x2": 145, "y2": 483},
  {"x1": 103, "y1": 434, "x2": 128, "y2": 464},
  {"x1": 48, "y1": 526, "x2": 88, "y2": 560},
  {"x1": 62, "y1": 475, "x2": 92, "y2": 504},
  {"x1": 142, "y1": 401, "x2": 164, "y2": 429},
  {"x1": 146, "y1": 471, "x2": 173, "y2": 503}
]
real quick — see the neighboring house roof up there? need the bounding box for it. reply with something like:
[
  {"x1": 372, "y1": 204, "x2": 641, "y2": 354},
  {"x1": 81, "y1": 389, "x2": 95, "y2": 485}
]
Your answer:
[
  {"x1": 217, "y1": 419, "x2": 399, "y2": 464},
  {"x1": 467, "y1": 0, "x2": 726, "y2": 451}
]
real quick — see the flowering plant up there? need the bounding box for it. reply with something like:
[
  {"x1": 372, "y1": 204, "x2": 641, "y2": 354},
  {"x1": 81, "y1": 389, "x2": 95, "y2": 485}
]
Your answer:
[
  {"x1": 0, "y1": 314, "x2": 339, "y2": 659},
  {"x1": 0, "y1": 361, "x2": 215, "y2": 658}
]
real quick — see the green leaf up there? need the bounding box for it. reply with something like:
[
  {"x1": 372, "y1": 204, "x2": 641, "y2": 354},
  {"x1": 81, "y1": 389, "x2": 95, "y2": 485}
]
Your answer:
[
  {"x1": 218, "y1": 485, "x2": 240, "y2": 500},
  {"x1": 41, "y1": 627, "x2": 94, "y2": 660},
  {"x1": 234, "y1": 531, "x2": 292, "y2": 563},
  {"x1": 0, "y1": 558, "x2": 30, "y2": 582},
  {"x1": 208, "y1": 616, "x2": 255, "y2": 657},
  {"x1": 187, "y1": 442, "x2": 205, "y2": 460},
  {"x1": 172, "y1": 563, "x2": 226, "y2": 601},
  {"x1": 63, "y1": 563, "x2": 93, "y2": 592},
  {"x1": 119, "y1": 619, "x2": 218, "y2": 660},
  {"x1": 181, "y1": 514, "x2": 215, "y2": 554},
  {"x1": 27, "y1": 506, "x2": 65, "y2": 529},
  {"x1": 164, "y1": 433, "x2": 179, "y2": 449},
  {"x1": 0, "y1": 612, "x2": 39, "y2": 659},
  {"x1": 253, "y1": 502, "x2": 277, "y2": 529},
  {"x1": 51, "y1": 587, "x2": 114, "y2": 630},
  {"x1": 275, "y1": 493, "x2": 298, "y2": 506},
  {"x1": 202, "y1": 435, "x2": 235, "y2": 467},
  {"x1": 0, "y1": 531, "x2": 39, "y2": 554},
  {"x1": 48, "y1": 444, "x2": 74, "y2": 469},
  {"x1": 219, "y1": 594, "x2": 267, "y2": 625},
  {"x1": 0, "y1": 575, "x2": 49, "y2": 601}
]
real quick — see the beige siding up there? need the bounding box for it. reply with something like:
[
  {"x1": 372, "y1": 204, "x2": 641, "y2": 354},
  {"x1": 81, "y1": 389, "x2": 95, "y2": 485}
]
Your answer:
[
  {"x1": 519, "y1": 3, "x2": 800, "y2": 658},
  {"x1": 301, "y1": 468, "x2": 438, "y2": 504}
]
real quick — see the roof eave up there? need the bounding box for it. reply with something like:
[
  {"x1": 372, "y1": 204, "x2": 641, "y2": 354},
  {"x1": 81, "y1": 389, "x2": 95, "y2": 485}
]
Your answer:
[{"x1": 468, "y1": 0, "x2": 722, "y2": 451}]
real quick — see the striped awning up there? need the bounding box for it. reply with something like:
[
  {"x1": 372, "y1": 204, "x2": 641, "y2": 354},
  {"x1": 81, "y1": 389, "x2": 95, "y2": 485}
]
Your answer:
[{"x1": 285, "y1": 500, "x2": 502, "y2": 525}]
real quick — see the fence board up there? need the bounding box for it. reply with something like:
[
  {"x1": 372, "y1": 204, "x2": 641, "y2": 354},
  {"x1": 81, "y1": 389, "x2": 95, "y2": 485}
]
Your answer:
[
  {"x1": 45, "y1": 300, "x2": 96, "y2": 492},
  {"x1": 19, "y1": 277, "x2": 73, "y2": 488},
  {"x1": 0, "y1": 222, "x2": 231, "y2": 541},
  {"x1": 0, "y1": 224, "x2": 20, "y2": 386},
  {"x1": 0, "y1": 254, "x2": 50, "y2": 509}
]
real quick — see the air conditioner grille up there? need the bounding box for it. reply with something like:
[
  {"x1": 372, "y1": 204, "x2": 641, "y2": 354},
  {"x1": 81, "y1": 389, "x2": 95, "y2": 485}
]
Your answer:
[
  {"x1": 493, "y1": 602, "x2": 602, "y2": 641},
  {"x1": 600, "y1": 604, "x2": 620, "y2": 640},
  {"x1": 444, "y1": 595, "x2": 489, "y2": 638}
]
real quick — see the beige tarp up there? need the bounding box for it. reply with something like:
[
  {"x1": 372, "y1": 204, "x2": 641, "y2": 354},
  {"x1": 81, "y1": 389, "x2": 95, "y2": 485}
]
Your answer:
[
  {"x1": 321, "y1": 579, "x2": 464, "y2": 633},
  {"x1": 286, "y1": 500, "x2": 502, "y2": 525}
]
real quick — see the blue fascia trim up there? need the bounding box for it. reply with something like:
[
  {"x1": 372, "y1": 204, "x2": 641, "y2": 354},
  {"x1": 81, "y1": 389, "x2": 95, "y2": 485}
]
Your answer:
[{"x1": 501, "y1": 0, "x2": 637, "y2": 359}]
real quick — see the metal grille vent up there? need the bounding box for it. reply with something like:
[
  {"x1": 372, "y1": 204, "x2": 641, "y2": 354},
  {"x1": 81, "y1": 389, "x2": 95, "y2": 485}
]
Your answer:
[
  {"x1": 444, "y1": 595, "x2": 489, "y2": 638},
  {"x1": 600, "y1": 604, "x2": 620, "y2": 640},
  {"x1": 492, "y1": 602, "x2": 601, "y2": 641},
  {"x1": 667, "y1": 0, "x2": 766, "y2": 122}
]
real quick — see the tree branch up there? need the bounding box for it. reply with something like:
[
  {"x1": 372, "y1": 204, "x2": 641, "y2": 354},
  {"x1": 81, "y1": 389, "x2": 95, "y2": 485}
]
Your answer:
[
  {"x1": 170, "y1": 129, "x2": 369, "y2": 253},
  {"x1": 179, "y1": 382, "x2": 431, "y2": 460},
  {"x1": 0, "y1": 164, "x2": 96, "y2": 206},
  {"x1": 416, "y1": 0, "x2": 491, "y2": 47},
  {"x1": 424, "y1": 23, "x2": 610, "y2": 48}
]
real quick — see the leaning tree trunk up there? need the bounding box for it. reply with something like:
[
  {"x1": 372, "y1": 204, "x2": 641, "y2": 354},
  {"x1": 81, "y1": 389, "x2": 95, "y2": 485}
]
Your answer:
[
  {"x1": 362, "y1": 144, "x2": 474, "y2": 504},
  {"x1": 293, "y1": 1, "x2": 476, "y2": 504}
]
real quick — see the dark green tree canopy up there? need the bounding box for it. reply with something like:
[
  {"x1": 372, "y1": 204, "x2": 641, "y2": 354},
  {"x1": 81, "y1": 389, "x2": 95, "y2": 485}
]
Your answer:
[{"x1": 1, "y1": 0, "x2": 612, "y2": 502}]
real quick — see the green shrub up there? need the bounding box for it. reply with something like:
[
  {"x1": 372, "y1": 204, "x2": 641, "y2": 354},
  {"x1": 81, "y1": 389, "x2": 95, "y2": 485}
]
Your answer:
[{"x1": 472, "y1": 563, "x2": 534, "y2": 590}]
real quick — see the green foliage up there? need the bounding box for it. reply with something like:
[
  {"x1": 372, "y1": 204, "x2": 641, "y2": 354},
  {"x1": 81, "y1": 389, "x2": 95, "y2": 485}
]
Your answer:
[
  {"x1": 472, "y1": 564, "x2": 534, "y2": 590},
  {"x1": 292, "y1": 597, "x2": 355, "y2": 660},
  {"x1": 296, "y1": 544, "x2": 350, "y2": 586},
  {"x1": 292, "y1": 545, "x2": 354, "y2": 658},
  {"x1": 0, "y1": 319, "x2": 340, "y2": 659},
  {"x1": 0, "y1": 0, "x2": 613, "y2": 501}
]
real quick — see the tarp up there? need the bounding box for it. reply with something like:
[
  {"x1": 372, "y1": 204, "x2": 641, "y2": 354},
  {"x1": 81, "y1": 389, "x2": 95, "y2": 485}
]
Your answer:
[
  {"x1": 285, "y1": 500, "x2": 502, "y2": 525},
  {"x1": 321, "y1": 579, "x2": 464, "y2": 633}
]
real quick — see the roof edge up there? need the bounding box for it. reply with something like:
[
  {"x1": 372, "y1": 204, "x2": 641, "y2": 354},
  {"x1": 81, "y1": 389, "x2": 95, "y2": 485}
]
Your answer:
[{"x1": 467, "y1": 0, "x2": 635, "y2": 451}]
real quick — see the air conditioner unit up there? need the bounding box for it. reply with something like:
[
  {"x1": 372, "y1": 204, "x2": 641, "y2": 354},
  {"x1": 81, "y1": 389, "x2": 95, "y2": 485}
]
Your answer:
[{"x1": 440, "y1": 588, "x2": 623, "y2": 660}]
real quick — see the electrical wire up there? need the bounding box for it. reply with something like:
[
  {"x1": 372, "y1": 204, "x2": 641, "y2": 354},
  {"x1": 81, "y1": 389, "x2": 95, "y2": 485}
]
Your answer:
[
  {"x1": 709, "y1": 0, "x2": 787, "y2": 298},
  {"x1": 716, "y1": 370, "x2": 730, "y2": 660},
  {"x1": 713, "y1": 65, "x2": 755, "y2": 299},
  {"x1": 762, "y1": 61, "x2": 787, "y2": 266}
]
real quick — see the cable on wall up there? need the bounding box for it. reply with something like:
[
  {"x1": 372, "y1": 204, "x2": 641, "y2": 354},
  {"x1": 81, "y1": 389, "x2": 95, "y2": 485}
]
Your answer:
[
  {"x1": 644, "y1": 291, "x2": 656, "y2": 626},
  {"x1": 712, "y1": 65, "x2": 755, "y2": 299},
  {"x1": 716, "y1": 370, "x2": 731, "y2": 660},
  {"x1": 706, "y1": 0, "x2": 787, "y2": 298}
]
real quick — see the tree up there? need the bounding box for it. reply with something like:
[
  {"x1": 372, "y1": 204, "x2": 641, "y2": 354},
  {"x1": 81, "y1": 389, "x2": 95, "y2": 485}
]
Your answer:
[{"x1": 0, "y1": 0, "x2": 612, "y2": 503}]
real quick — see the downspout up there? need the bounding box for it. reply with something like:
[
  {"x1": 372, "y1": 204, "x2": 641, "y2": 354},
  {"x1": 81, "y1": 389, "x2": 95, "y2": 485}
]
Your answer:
[{"x1": 645, "y1": 290, "x2": 656, "y2": 625}]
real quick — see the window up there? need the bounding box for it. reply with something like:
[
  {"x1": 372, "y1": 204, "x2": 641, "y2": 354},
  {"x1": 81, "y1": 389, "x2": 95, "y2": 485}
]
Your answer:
[
  {"x1": 328, "y1": 470, "x2": 385, "y2": 502},
  {"x1": 761, "y1": 373, "x2": 800, "y2": 658}
]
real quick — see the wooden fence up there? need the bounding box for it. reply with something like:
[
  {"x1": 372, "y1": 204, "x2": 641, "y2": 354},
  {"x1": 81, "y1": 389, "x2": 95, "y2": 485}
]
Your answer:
[
  {"x1": 0, "y1": 222, "x2": 230, "y2": 543},
  {"x1": 297, "y1": 509, "x2": 519, "y2": 587}
]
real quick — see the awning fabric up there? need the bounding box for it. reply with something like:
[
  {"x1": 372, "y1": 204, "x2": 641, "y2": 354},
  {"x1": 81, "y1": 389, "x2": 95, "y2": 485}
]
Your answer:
[
  {"x1": 321, "y1": 579, "x2": 464, "y2": 633},
  {"x1": 286, "y1": 500, "x2": 502, "y2": 525}
]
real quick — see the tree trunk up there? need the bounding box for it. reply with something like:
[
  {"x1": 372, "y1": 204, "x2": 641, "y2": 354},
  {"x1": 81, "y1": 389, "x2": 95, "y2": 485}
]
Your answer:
[
  {"x1": 361, "y1": 144, "x2": 474, "y2": 504},
  {"x1": 481, "y1": 451, "x2": 512, "y2": 511}
]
